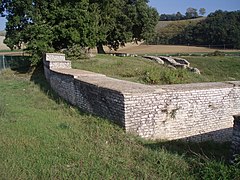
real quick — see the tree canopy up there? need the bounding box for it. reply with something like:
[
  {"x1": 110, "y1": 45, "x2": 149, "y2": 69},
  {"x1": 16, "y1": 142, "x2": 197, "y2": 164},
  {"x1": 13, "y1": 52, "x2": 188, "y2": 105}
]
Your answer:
[
  {"x1": 178, "y1": 10, "x2": 240, "y2": 49},
  {"x1": 0, "y1": 0, "x2": 158, "y2": 64},
  {"x1": 159, "y1": 7, "x2": 204, "y2": 21},
  {"x1": 151, "y1": 10, "x2": 240, "y2": 50}
]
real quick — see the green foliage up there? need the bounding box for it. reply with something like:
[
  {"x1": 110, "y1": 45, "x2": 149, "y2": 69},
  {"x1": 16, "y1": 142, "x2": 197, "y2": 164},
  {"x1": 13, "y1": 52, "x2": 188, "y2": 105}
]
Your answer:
[
  {"x1": 185, "y1": 7, "x2": 198, "y2": 19},
  {"x1": 179, "y1": 10, "x2": 240, "y2": 49},
  {"x1": 159, "y1": 7, "x2": 205, "y2": 21},
  {"x1": 64, "y1": 44, "x2": 89, "y2": 61},
  {"x1": 207, "y1": 50, "x2": 225, "y2": 56},
  {"x1": 199, "y1": 8, "x2": 206, "y2": 16},
  {"x1": 153, "y1": 10, "x2": 240, "y2": 49},
  {"x1": 1, "y1": 0, "x2": 159, "y2": 64},
  {"x1": 142, "y1": 67, "x2": 195, "y2": 85}
]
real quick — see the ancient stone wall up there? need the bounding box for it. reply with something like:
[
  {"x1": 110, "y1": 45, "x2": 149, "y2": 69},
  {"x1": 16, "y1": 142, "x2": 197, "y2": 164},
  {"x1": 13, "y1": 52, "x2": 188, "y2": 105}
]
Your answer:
[{"x1": 44, "y1": 53, "x2": 240, "y2": 142}]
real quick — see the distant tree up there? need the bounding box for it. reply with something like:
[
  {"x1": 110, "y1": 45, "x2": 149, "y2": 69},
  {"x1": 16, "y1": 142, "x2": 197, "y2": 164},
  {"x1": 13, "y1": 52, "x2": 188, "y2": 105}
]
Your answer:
[
  {"x1": 159, "y1": 14, "x2": 168, "y2": 21},
  {"x1": 185, "y1": 7, "x2": 198, "y2": 19},
  {"x1": 180, "y1": 10, "x2": 240, "y2": 49},
  {"x1": 176, "y1": 12, "x2": 183, "y2": 20},
  {"x1": 160, "y1": 12, "x2": 184, "y2": 21},
  {"x1": 199, "y1": 8, "x2": 206, "y2": 16}
]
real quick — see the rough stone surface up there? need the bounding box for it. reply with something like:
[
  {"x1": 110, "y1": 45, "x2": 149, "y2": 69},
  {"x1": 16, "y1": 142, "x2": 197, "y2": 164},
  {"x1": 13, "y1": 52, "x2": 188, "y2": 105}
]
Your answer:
[
  {"x1": 187, "y1": 67, "x2": 201, "y2": 74},
  {"x1": 173, "y1": 57, "x2": 190, "y2": 67},
  {"x1": 142, "y1": 56, "x2": 164, "y2": 65},
  {"x1": 158, "y1": 56, "x2": 180, "y2": 66},
  {"x1": 44, "y1": 53, "x2": 240, "y2": 142}
]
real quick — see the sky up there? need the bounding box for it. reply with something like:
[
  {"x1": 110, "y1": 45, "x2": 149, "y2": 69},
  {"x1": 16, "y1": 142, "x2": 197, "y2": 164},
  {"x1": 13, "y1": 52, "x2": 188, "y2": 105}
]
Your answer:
[
  {"x1": 148, "y1": 0, "x2": 240, "y2": 15},
  {"x1": 0, "y1": 0, "x2": 240, "y2": 31}
]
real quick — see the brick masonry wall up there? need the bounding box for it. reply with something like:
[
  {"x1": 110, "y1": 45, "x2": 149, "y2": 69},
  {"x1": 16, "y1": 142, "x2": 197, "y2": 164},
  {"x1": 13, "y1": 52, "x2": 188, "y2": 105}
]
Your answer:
[
  {"x1": 43, "y1": 53, "x2": 240, "y2": 142},
  {"x1": 124, "y1": 84, "x2": 240, "y2": 141}
]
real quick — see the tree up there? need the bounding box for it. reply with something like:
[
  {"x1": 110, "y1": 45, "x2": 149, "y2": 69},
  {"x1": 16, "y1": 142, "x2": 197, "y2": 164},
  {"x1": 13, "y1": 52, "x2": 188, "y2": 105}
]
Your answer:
[
  {"x1": 1, "y1": 0, "x2": 97, "y2": 64},
  {"x1": 1, "y1": 0, "x2": 158, "y2": 64},
  {"x1": 176, "y1": 12, "x2": 183, "y2": 20},
  {"x1": 89, "y1": 0, "x2": 158, "y2": 53},
  {"x1": 185, "y1": 7, "x2": 198, "y2": 19},
  {"x1": 179, "y1": 10, "x2": 240, "y2": 49},
  {"x1": 199, "y1": 8, "x2": 206, "y2": 16}
]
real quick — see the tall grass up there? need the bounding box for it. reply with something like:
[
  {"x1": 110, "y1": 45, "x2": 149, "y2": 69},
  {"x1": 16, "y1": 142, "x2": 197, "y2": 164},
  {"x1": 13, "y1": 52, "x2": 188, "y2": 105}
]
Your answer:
[
  {"x1": 0, "y1": 68, "x2": 239, "y2": 179},
  {"x1": 186, "y1": 56, "x2": 240, "y2": 82}
]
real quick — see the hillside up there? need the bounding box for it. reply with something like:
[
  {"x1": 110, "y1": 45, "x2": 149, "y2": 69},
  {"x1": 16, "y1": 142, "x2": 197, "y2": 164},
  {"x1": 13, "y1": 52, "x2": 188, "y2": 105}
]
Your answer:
[
  {"x1": 155, "y1": 17, "x2": 206, "y2": 32},
  {"x1": 151, "y1": 17, "x2": 206, "y2": 45}
]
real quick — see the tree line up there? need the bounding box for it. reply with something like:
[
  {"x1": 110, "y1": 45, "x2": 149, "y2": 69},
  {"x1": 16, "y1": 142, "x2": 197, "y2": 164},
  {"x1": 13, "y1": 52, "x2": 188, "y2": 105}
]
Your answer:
[
  {"x1": 150, "y1": 10, "x2": 240, "y2": 49},
  {"x1": 0, "y1": 0, "x2": 159, "y2": 65},
  {"x1": 160, "y1": 7, "x2": 206, "y2": 21}
]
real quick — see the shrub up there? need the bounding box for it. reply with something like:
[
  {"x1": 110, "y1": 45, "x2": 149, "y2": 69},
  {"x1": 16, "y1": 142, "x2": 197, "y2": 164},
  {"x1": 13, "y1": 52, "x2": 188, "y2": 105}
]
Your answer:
[
  {"x1": 141, "y1": 67, "x2": 190, "y2": 84},
  {"x1": 207, "y1": 50, "x2": 225, "y2": 56},
  {"x1": 64, "y1": 44, "x2": 90, "y2": 61}
]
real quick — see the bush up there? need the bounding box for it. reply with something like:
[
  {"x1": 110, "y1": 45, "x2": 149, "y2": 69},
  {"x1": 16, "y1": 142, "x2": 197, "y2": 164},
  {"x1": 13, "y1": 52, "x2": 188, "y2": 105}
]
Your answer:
[
  {"x1": 207, "y1": 51, "x2": 225, "y2": 56},
  {"x1": 141, "y1": 67, "x2": 189, "y2": 84},
  {"x1": 64, "y1": 44, "x2": 90, "y2": 61}
]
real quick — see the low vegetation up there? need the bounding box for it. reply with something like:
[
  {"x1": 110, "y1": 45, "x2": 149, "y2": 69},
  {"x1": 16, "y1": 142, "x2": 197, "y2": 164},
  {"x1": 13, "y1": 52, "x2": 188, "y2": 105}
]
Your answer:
[
  {"x1": 72, "y1": 54, "x2": 240, "y2": 85},
  {"x1": 0, "y1": 68, "x2": 239, "y2": 179}
]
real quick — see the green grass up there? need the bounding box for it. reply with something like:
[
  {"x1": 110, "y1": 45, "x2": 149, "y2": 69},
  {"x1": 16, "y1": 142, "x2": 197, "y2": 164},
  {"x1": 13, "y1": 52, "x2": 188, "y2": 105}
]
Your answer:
[
  {"x1": 187, "y1": 56, "x2": 240, "y2": 82},
  {"x1": 72, "y1": 54, "x2": 240, "y2": 85},
  {"x1": 0, "y1": 68, "x2": 239, "y2": 179}
]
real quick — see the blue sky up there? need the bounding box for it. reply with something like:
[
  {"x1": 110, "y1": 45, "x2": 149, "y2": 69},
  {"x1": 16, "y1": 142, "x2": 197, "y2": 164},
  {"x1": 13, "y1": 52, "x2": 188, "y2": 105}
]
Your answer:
[
  {"x1": 0, "y1": 0, "x2": 240, "y2": 31},
  {"x1": 148, "y1": 0, "x2": 240, "y2": 15}
]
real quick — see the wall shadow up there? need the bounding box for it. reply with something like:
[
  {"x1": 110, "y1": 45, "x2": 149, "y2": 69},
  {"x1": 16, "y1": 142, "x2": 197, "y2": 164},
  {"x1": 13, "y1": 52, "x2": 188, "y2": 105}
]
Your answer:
[
  {"x1": 144, "y1": 128, "x2": 233, "y2": 163},
  {"x1": 5, "y1": 55, "x2": 31, "y2": 73}
]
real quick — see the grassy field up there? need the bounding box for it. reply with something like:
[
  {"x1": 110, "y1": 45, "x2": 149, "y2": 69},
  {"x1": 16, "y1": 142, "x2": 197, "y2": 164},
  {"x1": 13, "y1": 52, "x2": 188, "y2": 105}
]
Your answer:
[
  {"x1": 0, "y1": 68, "x2": 239, "y2": 179},
  {"x1": 72, "y1": 54, "x2": 240, "y2": 85}
]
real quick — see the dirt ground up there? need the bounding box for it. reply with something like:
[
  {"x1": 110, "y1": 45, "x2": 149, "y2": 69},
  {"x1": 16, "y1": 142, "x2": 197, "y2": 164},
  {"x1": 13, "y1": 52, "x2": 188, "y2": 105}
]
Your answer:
[
  {"x1": 115, "y1": 43, "x2": 240, "y2": 54},
  {"x1": 91, "y1": 42, "x2": 239, "y2": 54}
]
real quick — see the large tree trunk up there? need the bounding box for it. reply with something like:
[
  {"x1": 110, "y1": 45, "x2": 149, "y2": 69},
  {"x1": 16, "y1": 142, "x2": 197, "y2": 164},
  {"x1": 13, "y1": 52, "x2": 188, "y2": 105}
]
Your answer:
[{"x1": 97, "y1": 43, "x2": 105, "y2": 54}]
